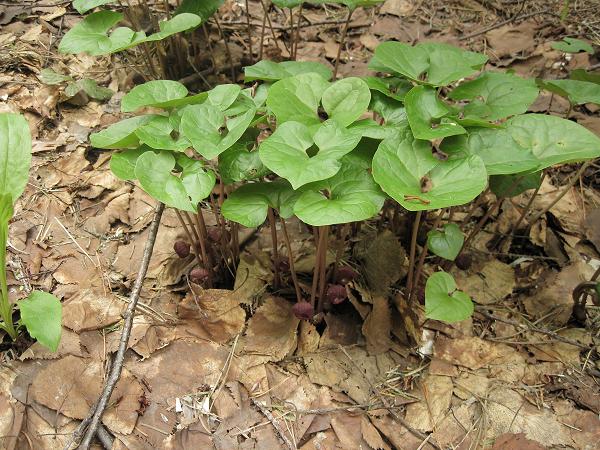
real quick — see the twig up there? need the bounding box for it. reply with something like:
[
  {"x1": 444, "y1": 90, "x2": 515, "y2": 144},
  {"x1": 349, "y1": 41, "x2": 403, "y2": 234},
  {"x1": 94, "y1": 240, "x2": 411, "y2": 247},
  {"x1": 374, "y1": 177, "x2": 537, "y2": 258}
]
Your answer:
[
  {"x1": 476, "y1": 308, "x2": 593, "y2": 349},
  {"x1": 244, "y1": 0, "x2": 253, "y2": 64},
  {"x1": 251, "y1": 399, "x2": 296, "y2": 450},
  {"x1": 268, "y1": 208, "x2": 281, "y2": 289},
  {"x1": 73, "y1": 203, "x2": 165, "y2": 450},
  {"x1": 54, "y1": 218, "x2": 97, "y2": 268},
  {"x1": 459, "y1": 9, "x2": 553, "y2": 40},
  {"x1": 406, "y1": 211, "x2": 422, "y2": 297},
  {"x1": 333, "y1": 8, "x2": 354, "y2": 79}
]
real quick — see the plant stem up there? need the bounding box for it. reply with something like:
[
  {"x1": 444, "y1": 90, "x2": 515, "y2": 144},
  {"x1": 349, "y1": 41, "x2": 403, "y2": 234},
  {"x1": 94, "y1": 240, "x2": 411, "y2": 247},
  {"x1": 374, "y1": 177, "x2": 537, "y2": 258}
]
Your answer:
[
  {"x1": 288, "y1": 8, "x2": 295, "y2": 59},
  {"x1": 259, "y1": 0, "x2": 285, "y2": 54},
  {"x1": 292, "y1": 3, "x2": 303, "y2": 59},
  {"x1": 194, "y1": 206, "x2": 214, "y2": 288},
  {"x1": 245, "y1": 0, "x2": 253, "y2": 64},
  {"x1": 280, "y1": 217, "x2": 302, "y2": 303},
  {"x1": 406, "y1": 211, "x2": 422, "y2": 298},
  {"x1": 333, "y1": 8, "x2": 354, "y2": 79},
  {"x1": 528, "y1": 161, "x2": 591, "y2": 225},
  {"x1": 213, "y1": 16, "x2": 236, "y2": 81},
  {"x1": 267, "y1": 208, "x2": 281, "y2": 289},
  {"x1": 0, "y1": 219, "x2": 17, "y2": 340},
  {"x1": 74, "y1": 203, "x2": 164, "y2": 450},
  {"x1": 316, "y1": 225, "x2": 330, "y2": 314},
  {"x1": 174, "y1": 209, "x2": 203, "y2": 269},
  {"x1": 459, "y1": 187, "x2": 490, "y2": 230},
  {"x1": 411, "y1": 209, "x2": 444, "y2": 301},
  {"x1": 331, "y1": 223, "x2": 347, "y2": 284},
  {"x1": 258, "y1": 4, "x2": 267, "y2": 59}
]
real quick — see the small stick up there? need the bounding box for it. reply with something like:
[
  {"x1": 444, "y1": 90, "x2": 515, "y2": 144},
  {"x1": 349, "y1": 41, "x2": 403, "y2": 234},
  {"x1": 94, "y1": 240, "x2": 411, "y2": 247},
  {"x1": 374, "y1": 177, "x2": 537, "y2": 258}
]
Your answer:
[
  {"x1": 258, "y1": 4, "x2": 268, "y2": 59},
  {"x1": 245, "y1": 0, "x2": 253, "y2": 64},
  {"x1": 251, "y1": 399, "x2": 295, "y2": 450},
  {"x1": 528, "y1": 161, "x2": 592, "y2": 225},
  {"x1": 74, "y1": 203, "x2": 165, "y2": 450},
  {"x1": 182, "y1": 211, "x2": 202, "y2": 249},
  {"x1": 267, "y1": 208, "x2": 281, "y2": 289},
  {"x1": 288, "y1": 8, "x2": 295, "y2": 59},
  {"x1": 213, "y1": 16, "x2": 236, "y2": 81},
  {"x1": 292, "y1": 3, "x2": 303, "y2": 59},
  {"x1": 280, "y1": 217, "x2": 302, "y2": 303},
  {"x1": 316, "y1": 226, "x2": 330, "y2": 313},
  {"x1": 259, "y1": 0, "x2": 285, "y2": 54},
  {"x1": 406, "y1": 211, "x2": 422, "y2": 298},
  {"x1": 333, "y1": 8, "x2": 354, "y2": 78}
]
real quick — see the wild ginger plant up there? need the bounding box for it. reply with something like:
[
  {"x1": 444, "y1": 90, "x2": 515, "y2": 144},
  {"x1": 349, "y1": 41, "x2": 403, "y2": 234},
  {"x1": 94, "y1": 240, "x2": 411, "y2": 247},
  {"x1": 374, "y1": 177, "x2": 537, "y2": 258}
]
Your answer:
[
  {"x1": 90, "y1": 40, "x2": 600, "y2": 325},
  {"x1": 0, "y1": 113, "x2": 62, "y2": 351}
]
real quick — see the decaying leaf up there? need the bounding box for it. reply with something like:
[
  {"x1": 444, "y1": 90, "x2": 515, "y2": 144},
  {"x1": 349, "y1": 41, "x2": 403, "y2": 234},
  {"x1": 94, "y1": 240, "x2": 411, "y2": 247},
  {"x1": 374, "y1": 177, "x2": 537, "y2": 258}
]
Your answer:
[{"x1": 454, "y1": 259, "x2": 515, "y2": 305}]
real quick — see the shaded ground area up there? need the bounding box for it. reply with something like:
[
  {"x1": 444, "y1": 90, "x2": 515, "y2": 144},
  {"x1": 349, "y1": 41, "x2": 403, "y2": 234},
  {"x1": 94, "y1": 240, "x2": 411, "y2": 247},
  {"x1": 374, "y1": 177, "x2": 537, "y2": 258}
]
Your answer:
[{"x1": 1, "y1": 0, "x2": 600, "y2": 448}]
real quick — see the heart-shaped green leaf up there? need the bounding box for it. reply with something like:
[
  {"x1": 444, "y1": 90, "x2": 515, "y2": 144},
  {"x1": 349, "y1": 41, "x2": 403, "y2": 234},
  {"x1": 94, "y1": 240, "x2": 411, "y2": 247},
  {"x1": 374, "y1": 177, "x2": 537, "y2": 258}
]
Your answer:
[
  {"x1": 369, "y1": 91, "x2": 407, "y2": 125},
  {"x1": 267, "y1": 73, "x2": 330, "y2": 126},
  {"x1": 110, "y1": 147, "x2": 149, "y2": 180},
  {"x1": 73, "y1": 0, "x2": 115, "y2": 14},
  {"x1": 362, "y1": 76, "x2": 412, "y2": 101},
  {"x1": 134, "y1": 151, "x2": 195, "y2": 211},
  {"x1": 58, "y1": 11, "x2": 146, "y2": 55},
  {"x1": 219, "y1": 137, "x2": 270, "y2": 184},
  {"x1": 442, "y1": 127, "x2": 539, "y2": 175},
  {"x1": 508, "y1": 114, "x2": 600, "y2": 169},
  {"x1": 19, "y1": 291, "x2": 62, "y2": 352},
  {"x1": 135, "y1": 115, "x2": 190, "y2": 151},
  {"x1": 551, "y1": 37, "x2": 594, "y2": 53},
  {"x1": 0, "y1": 113, "x2": 31, "y2": 203},
  {"x1": 39, "y1": 68, "x2": 72, "y2": 85},
  {"x1": 222, "y1": 180, "x2": 299, "y2": 227},
  {"x1": 540, "y1": 79, "x2": 600, "y2": 105},
  {"x1": 65, "y1": 78, "x2": 113, "y2": 100},
  {"x1": 570, "y1": 69, "x2": 600, "y2": 84},
  {"x1": 372, "y1": 128, "x2": 487, "y2": 211},
  {"x1": 90, "y1": 115, "x2": 155, "y2": 149},
  {"x1": 427, "y1": 223, "x2": 464, "y2": 261},
  {"x1": 425, "y1": 272, "x2": 473, "y2": 323},
  {"x1": 489, "y1": 171, "x2": 542, "y2": 198},
  {"x1": 121, "y1": 80, "x2": 188, "y2": 112},
  {"x1": 177, "y1": 154, "x2": 216, "y2": 205},
  {"x1": 244, "y1": 60, "x2": 332, "y2": 82},
  {"x1": 372, "y1": 41, "x2": 487, "y2": 87},
  {"x1": 259, "y1": 120, "x2": 361, "y2": 189},
  {"x1": 293, "y1": 156, "x2": 386, "y2": 226},
  {"x1": 176, "y1": 0, "x2": 223, "y2": 20},
  {"x1": 405, "y1": 86, "x2": 466, "y2": 140},
  {"x1": 322, "y1": 77, "x2": 371, "y2": 127},
  {"x1": 449, "y1": 72, "x2": 539, "y2": 120},
  {"x1": 144, "y1": 13, "x2": 201, "y2": 42},
  {"x1": 207, "y1": 84, "x2": 242, "y2": 110}
]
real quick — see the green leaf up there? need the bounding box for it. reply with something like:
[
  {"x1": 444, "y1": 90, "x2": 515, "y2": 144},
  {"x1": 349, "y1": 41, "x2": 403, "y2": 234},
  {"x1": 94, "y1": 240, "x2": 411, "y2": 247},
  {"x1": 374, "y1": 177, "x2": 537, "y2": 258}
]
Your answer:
[
  {"x1": 73, "y1": 0, "x2": 115, "y2": 14},
  {"x1": 272, "y1": 0, "x2": 302, "y2": 7},
  {"x1": 176, "y1": 0, "x2": 223, "y2": 20},
  {"x1": 134, "y1": 151, "x2": 196, "y2": 212},
  {"x1": 405, "y1": 86, "x2": 466, "y2": 140},
  {"x1": 19, "y1": 291, "x2": 62, "y2": 352},
  {"x1": 425, "y1": 272, "x2": 473, "y2": 323},
  {"x1": 489, "y1": 171, "x2": 542, "y2": 198},
  {"x1": 219, "y1": 137, "x2": 270, "y2": 184},
  {"x1": 427, "y1": 223, "x2": 464, "y2": 261},
  {"x1": 39, "y1": 68, "x2": 72, "y2": 85},
  {"x1": 144, "y1": 13, "x2": 202, "y2": 42},
  {"x1": 369, "y1": 91, "x2": 407, "y2": 125},
  {"x1": 551, "y1": 37, "x2": 594, "y2": 53},
  {"x1": 110, "y1": 147, "x2": 148, "y2": 180},
  {"x1": 570, "y1": 69, "x2": 600, "y2": 84},
  {"x1": 362, "y1": 76, "x2": 411, "y2": 101},
  {"x1": 508, "y1": 114, "x2": 600, "y2": 169},
  {"x1": 322, "y1": 77, "x2": 371, "y2": 127},
  {"x1": 293, "y1": 155, "x2": 386, "y2": 226},
  {"x1": 372, "y1": 41, "x2": 487, "y2": 86},
  {"x1": 65, "y1": 78, "x2": 113, "y2": 100},
  {"x1": 222, "y1": 180, "x2": 299, "y2": 227},
  {"x1": 441, "y1": 127, "x2": 539, "y2": 175},
  {"x1": 244, "y1": 60, "x2": 333, "y2": 82},
  {"x1": 449, "y1": 72, "x2": 539, "y2": 120},
  {"x1": 207, "y1": 84, "x2": 241, "y2": 110},
  {"x1": 58, "y1": 11, "x2": 145, "y2": 56},
  {"x1": 90, "y1": 115, "x2": 154, "y2": 149},
  {"x1": 266, "y1": 73, "x2": 330, "y2": 126},
  {"x1": 259, "y1": 120, "x2": 361, "y2": 189},
  {"x1": 372, "y1": 129, "x2": 487, "y2": 211},
  {"x1": 121, "y1": 80, "x2": 188, "y2": 112},
  {"x1": 177, "y1": 154, "x2": 216, "y2": 205},
  {"x1": 540, "y1": 79, "x2": 600, "y2": 105},
  {"x1": 135, "y1": 115, "x2": 190, "y2": 151},
  {"x1": 0, "y1": 113, "x2": 31, "y2": 203},
  {"x1": 310, "y1": 0, "x2": 385, "y2": 11}
]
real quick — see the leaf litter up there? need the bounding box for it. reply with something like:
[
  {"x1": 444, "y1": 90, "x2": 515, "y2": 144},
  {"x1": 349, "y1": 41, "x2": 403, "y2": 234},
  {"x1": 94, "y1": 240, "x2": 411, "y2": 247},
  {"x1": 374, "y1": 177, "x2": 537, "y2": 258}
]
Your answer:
[{"x1": 2, "y1": 1, "x2": 600, "y2": 449}]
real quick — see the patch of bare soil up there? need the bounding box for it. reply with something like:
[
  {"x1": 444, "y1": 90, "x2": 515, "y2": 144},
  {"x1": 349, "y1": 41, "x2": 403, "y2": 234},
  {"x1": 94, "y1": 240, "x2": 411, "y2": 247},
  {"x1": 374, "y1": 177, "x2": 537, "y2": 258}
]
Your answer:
[{"x1": 1, "y1": 1, "x2": 600, "y2": 449}]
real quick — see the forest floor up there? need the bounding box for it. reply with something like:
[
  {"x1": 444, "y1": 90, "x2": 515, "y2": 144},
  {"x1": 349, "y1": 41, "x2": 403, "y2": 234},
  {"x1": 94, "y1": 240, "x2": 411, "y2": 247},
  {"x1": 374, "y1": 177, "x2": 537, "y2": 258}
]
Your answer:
[{"x1": 1, "y1": 0, "x2": 600, "y2": 449}]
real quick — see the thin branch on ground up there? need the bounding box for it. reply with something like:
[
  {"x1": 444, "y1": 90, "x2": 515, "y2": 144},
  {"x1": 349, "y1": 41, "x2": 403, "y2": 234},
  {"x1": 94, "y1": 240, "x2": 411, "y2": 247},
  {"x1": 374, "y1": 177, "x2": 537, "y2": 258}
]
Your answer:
[
  {"x1": 251, "y1": 398, "x2": 296, "y2": 450},
  {"x1": 69, "y1": 202, "x2": 165, "y2": 450}
]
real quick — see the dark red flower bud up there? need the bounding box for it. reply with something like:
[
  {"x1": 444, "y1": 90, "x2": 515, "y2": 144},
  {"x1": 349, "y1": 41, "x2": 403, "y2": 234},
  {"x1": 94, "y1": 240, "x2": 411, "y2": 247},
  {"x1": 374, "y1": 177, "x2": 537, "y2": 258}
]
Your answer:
[
  {"x1": 292, "y1": 301, "x2": 314, "y2": 321},
  {"x1": 336, "y1": 266, "x2": 357, "y2": 285},
  {"x1": 327, "y1": 284, "x2": 347, "y2": 305},
  {"x1": 208, "y1": 227, "x2": 230, "y2": 243},
  {"x1": 455, "y1": 253, "x2": 472, "y2": 271},
  {"x1": 190, "y1": 268, "x2": 210, "y2": 284},
  {"x1": 174, "y1": 240, "x2": 191, "y2": 258},
  {"x1": 276, "y1": 258, "x2": 290, "y2": 272}
]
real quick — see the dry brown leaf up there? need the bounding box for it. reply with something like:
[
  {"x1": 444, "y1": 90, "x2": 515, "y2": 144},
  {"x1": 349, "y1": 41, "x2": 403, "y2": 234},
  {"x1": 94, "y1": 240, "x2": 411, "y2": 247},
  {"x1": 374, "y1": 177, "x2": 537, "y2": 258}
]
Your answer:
[
  {"x1": 523, "y1": 261, "x2": 595, "y2": 325},
  {"x1": 530, "y1": 328, "x2": 590, "y2": 366},
  {"x1": 331, "y1": 413, "x2": 390, "y2": 450},
  {"x1": 362, "y1": 295, "x2": 392, "y2": 354},
  {"x1": 492, "y1": 433, "x2": 547, "y2": 450},
  {"x1": 241, "y1": 296, "x2": 299, "y2": 362},
  {"x1": 20, "y1": 328, "x2": 87, "y2": 360},
  {"x1": 30, "y1": 355, "x2": 143, "y2": 434},
  {"x1": 233, "y1": 251, "x2": 272, "y2": 304},
  {"x1": 554, "y1": 399, "x2": 600, "y2": 448},
  {"x1": 320, "y1": 312, "x2": 362, "y2": 349},
  {"x1": 584, "y1": 208, "x2": 600, "y2": 252},
  {"x1": 486, "y1": 21, "x2": 537, "y2": 58},
  {"x1": 434, "y1": 335, "x2": 522, "y2": 370},
  {"x1": 62, "y1": 288, "x2": 124, "y2": 332},
  {"x1": 405, "y1": 375, "x2": 453, "y2": 432},
  {"x1": 532, "y1": 177, "x2": 584, "y2": 235},
  {"x1": 297, "y1": 320, "x2": 320, "y2": 355},
  {"x1": 454, "y1": 259, "x2": 515, "y2": 305},
  {"x1": 380, "y1": 0, "x2": 416, "y2": 16},
  {"x1": 453, "y1": 372, "x2": 489, "y2": 400}
]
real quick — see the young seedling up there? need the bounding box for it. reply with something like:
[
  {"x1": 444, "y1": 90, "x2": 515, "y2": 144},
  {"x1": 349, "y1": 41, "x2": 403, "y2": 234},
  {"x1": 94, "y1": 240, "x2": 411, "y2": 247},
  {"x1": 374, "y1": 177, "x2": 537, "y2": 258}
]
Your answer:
[{"x1": 0, "y1": 113, "x2": 62, "y2": 351}]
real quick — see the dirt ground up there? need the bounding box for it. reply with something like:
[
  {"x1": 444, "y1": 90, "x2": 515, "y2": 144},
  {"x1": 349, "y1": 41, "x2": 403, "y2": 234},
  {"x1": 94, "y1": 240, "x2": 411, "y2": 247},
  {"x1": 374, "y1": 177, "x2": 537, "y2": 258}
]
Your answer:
[{"x1": 1, "y1": 0, "x2": 600, "y2": 449}]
